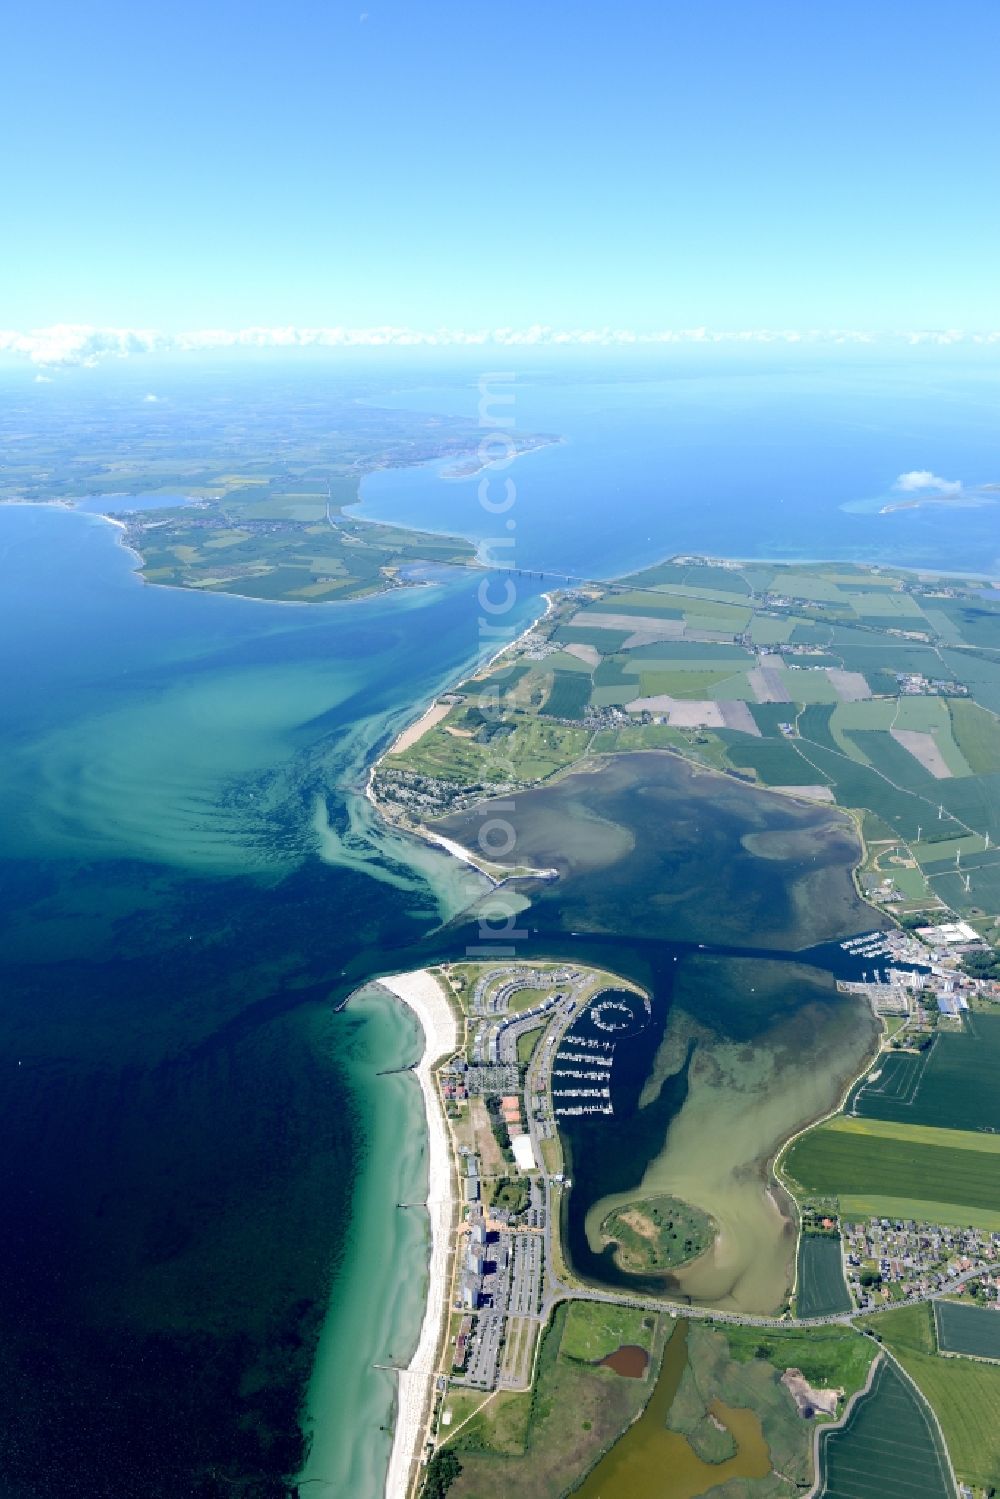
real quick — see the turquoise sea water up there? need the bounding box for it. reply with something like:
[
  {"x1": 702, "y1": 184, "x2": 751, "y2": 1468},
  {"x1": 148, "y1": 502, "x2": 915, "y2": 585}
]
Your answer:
[
  {"x1": 0, "y1": 503, "x2": 544, "y2": 1495},
  {"x1": 3, "y1": 355, "x2": 996, "y2": 1496}
]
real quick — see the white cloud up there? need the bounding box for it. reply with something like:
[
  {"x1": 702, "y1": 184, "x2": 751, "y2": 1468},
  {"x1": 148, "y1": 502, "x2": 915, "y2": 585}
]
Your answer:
[
  {"x1": 143, "y1": 392, "x2": 159, "y2": 402},
  {"x1": 894, "y1": 470, "x2": 962, "y2": 495},
  {"x1": 33, "y1": 373, "x2": 53, "y2": 383},
  {"x1": 0, "y1": 323, "x2": 998, "y2": 368}
]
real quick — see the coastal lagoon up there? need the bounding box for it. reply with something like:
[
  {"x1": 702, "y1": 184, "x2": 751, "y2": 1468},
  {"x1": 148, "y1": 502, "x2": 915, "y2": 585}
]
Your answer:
[
  {"x1": 437, "y1": 756, "x2": 881, "y2": 1312},
  {"x1": 0, "y1": 357, "x2": 945, "y2": 1494}
]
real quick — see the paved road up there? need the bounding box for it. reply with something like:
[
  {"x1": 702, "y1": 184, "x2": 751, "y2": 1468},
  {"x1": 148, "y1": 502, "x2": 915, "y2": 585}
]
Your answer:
[{"x1": 544, "y1": 1256, "x2": 1000, "y2": 1331}]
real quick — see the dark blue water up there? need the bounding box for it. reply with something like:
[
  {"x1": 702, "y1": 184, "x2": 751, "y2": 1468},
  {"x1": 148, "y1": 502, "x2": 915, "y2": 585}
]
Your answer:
[
  {"x1": 353, "y1": 359, "x2": 1000, "y2": 577},
  {"x1": 0, "y1": 503, "x2": 546, "y2": 1497},
  {"x1": 1, "y1": 354, "x2": 993, "y2": 1494}
]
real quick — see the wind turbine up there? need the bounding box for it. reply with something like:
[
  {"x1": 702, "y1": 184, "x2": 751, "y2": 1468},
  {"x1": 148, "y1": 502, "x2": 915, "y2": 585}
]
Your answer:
[{"x1": 963, "y1": 874, "x2": 972, "y2": 893}]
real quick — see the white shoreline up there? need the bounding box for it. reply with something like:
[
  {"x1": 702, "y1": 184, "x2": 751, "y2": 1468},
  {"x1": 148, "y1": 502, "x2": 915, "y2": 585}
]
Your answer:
[
  {"x1": 388, "y1": 699, "x2": 453, "y2": 756},
  {"x1": 377, "y1": 970, "x2": 458, "y2": 1499}
]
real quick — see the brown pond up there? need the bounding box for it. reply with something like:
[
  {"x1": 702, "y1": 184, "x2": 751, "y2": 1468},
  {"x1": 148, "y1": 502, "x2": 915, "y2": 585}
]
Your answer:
[
  {"x1": 574, "y1": 1321, "x2": 772, "y2": 1498},
  {"x1": 599, "y1": 1345, "x2": 650, "y2": 1378}
]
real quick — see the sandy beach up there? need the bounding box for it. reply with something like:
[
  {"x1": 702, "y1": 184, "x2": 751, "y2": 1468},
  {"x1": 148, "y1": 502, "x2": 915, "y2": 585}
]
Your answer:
[
  {"x1": 388, "y1": 699, "x2": 453, "y2": 755},
  {"x1": 378, "y1": 969, "x2": 458, "y2": 1499}
]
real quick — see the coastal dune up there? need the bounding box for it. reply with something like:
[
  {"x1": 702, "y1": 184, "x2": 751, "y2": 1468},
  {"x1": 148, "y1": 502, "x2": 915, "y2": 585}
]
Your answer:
[{"x1": 378, "y1": 970, "x2": 458, "y2": 1499}]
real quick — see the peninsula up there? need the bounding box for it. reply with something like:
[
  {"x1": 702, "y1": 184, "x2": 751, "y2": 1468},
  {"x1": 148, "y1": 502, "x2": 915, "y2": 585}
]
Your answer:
[{"x1": 363, "y1": 552, "x2": 1000, "y2": 1499}]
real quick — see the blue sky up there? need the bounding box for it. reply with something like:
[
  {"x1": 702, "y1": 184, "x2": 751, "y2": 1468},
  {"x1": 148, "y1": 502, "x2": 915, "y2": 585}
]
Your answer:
[{"x1": 4, "y1": 0, "x2": 1000, "y2": 336}]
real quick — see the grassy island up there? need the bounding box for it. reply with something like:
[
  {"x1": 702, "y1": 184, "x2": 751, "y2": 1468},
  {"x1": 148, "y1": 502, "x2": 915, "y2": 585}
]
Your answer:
[{"x1": 598, "y1": 1194, "x2": 715, "y2": 1273}]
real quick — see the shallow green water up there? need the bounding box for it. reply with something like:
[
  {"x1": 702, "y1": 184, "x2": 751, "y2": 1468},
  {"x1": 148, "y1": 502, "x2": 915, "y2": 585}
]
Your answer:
[
  {"x1": 437, "y1": 754, "x2": 880, "y2": 1313},
  {"x1": 0, "y1": 504, "x2": 544, "y2": 1495},
  {"x1": 0, "y1": 503, "x2": 884, "y2": 1494}
]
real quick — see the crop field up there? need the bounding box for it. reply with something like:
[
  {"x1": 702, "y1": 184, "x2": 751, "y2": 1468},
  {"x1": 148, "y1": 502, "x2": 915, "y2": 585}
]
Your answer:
[
  {"x1": 871, "y1": 1304, "x2": 1000, "y2": 1488},
  {"x1": 950, "y1": 699, "x2": 1000, "y2": 773},
  {"x1": 133, "y1": 507, "x2": 475, "y2": 601},
  {"x1": 777, "y1": 666, "x2": 841, "y2": 703},
  {"x1": 782, "y1": 1117, "x2": 1000, "y2": 1221},
  {"x1": 940, "y1": 649, "x2": 1000, "y2": 714},
  {"x1": 851, "y1": 1015, "x2": 1000, "y2": 1133},
  {"x1": 539, "y1": 671, "x2": 592, "y2": 720},
  {"x1": 554, "y1": 622, "x2": 631, "y2": 652},
  {"x1": 817, "y1": 1356, "x2": 953, "y2": 1499},
  {"x1": 724, "y1": 738, "x2": 828, "y2": 786},
  {"x1": 780, "y1": 742, "x2": 929, "y2": 837},
  {"x1": 796, "y1": 1235, "x2": 852, "y2": 1318},
  {"x1": 935, "y1": 1301, "x2": 1000, "y2": 1362},
  {"x1": 849, "y1": 1046, "x2": 934, "y2": 1112}
]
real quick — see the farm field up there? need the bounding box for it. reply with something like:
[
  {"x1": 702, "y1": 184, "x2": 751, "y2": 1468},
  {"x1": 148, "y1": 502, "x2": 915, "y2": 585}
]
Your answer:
[
  {"x1": 850, "y1": 1014, "x2": 1000, "y2": 1133},
  {"x1": 133, "y1": 507, "x2": 477, "y2": 601},
  {"x1": 781, "y1": 1117, "x2": 1000, "y2": 1224},
  {"x1": 796, "y1": 1235, "x2": 852, "y2": 1319},
  {"x1": 869, "y1": 1303, "x2": 1000, "y2": 1489},
  {"x1": 816, "y1": 1356, "x2": 954, "y2": 1499},
  {"x1": 934, "y1": 1300, "x2": 1000, "y2": 1363}
]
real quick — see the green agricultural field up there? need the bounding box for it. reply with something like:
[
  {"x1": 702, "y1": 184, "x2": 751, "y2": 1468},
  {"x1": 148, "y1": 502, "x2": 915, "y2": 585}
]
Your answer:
[
  {"x1": 724, "y1": 738, "x2": 827, "y2": 786},
  {"x1": 939, "y1": 648, "x2": 1000, "y2": 714},
  {"x1": 751, "y1": 615, "x2": 796, "y2": 645},
  {"x1": 634, "y1": 668, "x2": 734, "y2": 698},
  {"x1": 844, "y1": 589, "x2": 929, "y2": 619},
  {"x1": 850, "y1": 1013, "x2": 1000, "y2": 1133},
  {"x1": 778, "y1": 666, "x2": 841, "y2": 703},
  {"x1": 585, "y1": 594, "x2": 682, "y2": 620},
  {"x1": 539, "y1": 671, "x2": 592, "y2": 720},
  {"x1": 950, "y1": 698, "x2": 1000, "y2": 772},
  {"x1": 131, "y1": 507, "x2": 475, "y2": 602},
  {"x1": 785, "y1": 742, "x2": 931, "y2": 839},
  {"x1": 554, "y1": 622, "x2": 631, "y2": 653},
  {"x1": 870, "y1": 1303, "x2": 1000, "y2": 1488},
  {"x1": 782, "y1": 1117, "x2": 1000, "y2": 1224},
  {"x1": 796, "y1": 1235, "x2": 852, "y2": 1318},
  {"x1": 935, "y1": 1300, "x2": 1000, "y2": 1362},
  {"x1": 626, "y1": 641, "x2": 753, "y2": 663},
  {"x1": 621, "y1": 561, "x2": 753, "y2": 594},
  {"x1": 816, "y1": 1356, "x2": 953, "y2": 1499}
]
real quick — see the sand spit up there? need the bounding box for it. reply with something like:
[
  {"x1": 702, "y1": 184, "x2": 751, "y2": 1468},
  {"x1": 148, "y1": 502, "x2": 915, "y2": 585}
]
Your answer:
[{"x1": 378, "y1": 970, "x2": 458, "y2": 1499}]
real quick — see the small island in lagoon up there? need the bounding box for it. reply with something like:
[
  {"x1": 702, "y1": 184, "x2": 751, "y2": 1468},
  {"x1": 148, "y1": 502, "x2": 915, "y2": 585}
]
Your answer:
[{"x1": 361, "y1": 552, "x2": 1000, "y2": 1499}]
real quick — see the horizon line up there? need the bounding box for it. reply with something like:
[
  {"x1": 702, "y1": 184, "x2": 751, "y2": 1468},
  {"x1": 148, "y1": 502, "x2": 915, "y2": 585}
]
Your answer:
[{"x1": 4, "y1": 322, "x2": 1000, "y2": 369}]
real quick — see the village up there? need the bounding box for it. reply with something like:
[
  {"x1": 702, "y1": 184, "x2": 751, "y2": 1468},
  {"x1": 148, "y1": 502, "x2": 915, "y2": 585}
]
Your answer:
[{"x1": 840, "y1": 1216, "x2": 1000, "y2": 1310}]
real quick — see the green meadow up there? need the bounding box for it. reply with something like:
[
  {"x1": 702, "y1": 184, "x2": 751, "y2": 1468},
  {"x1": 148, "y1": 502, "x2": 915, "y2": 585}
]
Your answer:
[{"x1": 783, "y1": 1118, "x2": 1000, "y2": 1225}]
